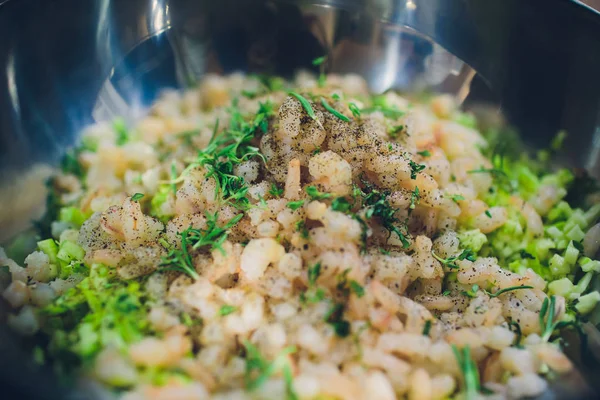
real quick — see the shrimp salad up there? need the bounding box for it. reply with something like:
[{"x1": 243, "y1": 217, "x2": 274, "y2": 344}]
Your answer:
[{"x1": 2, "y1": 70, "x2": 600, "y2": 400}]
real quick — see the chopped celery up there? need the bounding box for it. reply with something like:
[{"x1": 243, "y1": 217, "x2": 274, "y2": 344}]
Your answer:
[
  {"x1": 566, "y1": 225, "x2": 585, "y2": 242},
  {"x1": 547, "y1": 201, "x2": 572, "y2": 222},
  {"x1": 579, "y1": 257, "x2": 600, "y2": 273},
  {"x1": 37, "y1": 238, "x2": 59, "y2": 264},
  {"x1": 150, "y1": 186, "x2": 173, "y2": 223},
  {"x1": 575, "y1": 291, "x2": 600, "y2": 315},
  {"x1": 555, "y1": 239, "x2": 569, "y2": 250},
  {"x1": 563, "y1": 241, "x2": 580, "y2": 266},
  {"x1": 584, "y1": 203, "x2": 600, "y2": 225},
  {"x1": 563, "y1": 210, "x2": 587, "y2": 232},
  {"x1": 533, "y1": 238, "x2": 555, "y2": 260},
  {"x1": 545, "y1": 225, "x2": 563, "y2": 240},
  {"x1": 548, "y1": 278, "x2": 574, "y2": 297},
  {"x1": 516, "y1": 166, "x2": 539, "y2": 194},
  {"x1": 458, "y1": 229, "x2": 488, "y2": 252},
  {"x1": 59, "y1": 207, "x2": 88, "y2": 228},
  {"x1": 57, "y1": 241, "x2": 86, "y2": 263},
  {"x1": 575, "y1": 271, "x2": 594, "y2": 294},
  {"x1": 549, "y1": 254, "x2": 569, "y2": 278}
]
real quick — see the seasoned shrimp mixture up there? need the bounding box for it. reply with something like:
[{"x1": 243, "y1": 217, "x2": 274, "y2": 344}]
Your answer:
[{"x1": 2, "y1": 70, "x2": 600, "y2": 400}]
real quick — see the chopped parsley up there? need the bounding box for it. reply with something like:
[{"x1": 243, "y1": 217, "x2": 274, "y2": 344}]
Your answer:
[
  {"x1": 312, "y1": 56, "x2": 327, "y2": 66},
  {"x1": 287, "y1": 200, "x2": 305, "y2": 211},
  {"x1": 349, "y1": 281, "x2": 365, "y2": 297},
  {"x1": 508, "y1": 321, "x2": 524, "y2": 348},
  {"x1": 114, "y1": 118, "x2": 129, "y2": 146},
  {"x1": 485, "y1": 210, "x2": 492, "y2": 218},
  {"x1": 409, "y1": 187, "x2": 420, "y2": 212},
  {"x1": 131, "y1": 193, "x2": 145, "y2": 202},
  {"x1": 388, "y1": 125, "x2": 404, "y2": 139},
  {"x1": 422, "y1": 320, "x2": 432, "y2": 336},
  {"x1": 449, "y1": 194, "x2": 465, "y2": 203},
  {"x1": 295, "y1": 220, "x2": 309, "y2": 239},
  {"x1": 331, "y1": 197, "x2": 352, "y2": 213},
  {"x1": 409, "y1": 160, "x2": 426, "y2": 179},
  {"x1": 269, "y1": 183, "x2": 284, "y2": 198},
  {"x1": 219, "y1": 305, "x2": 237, "y2": 316},
  {"x1": 301, "y1": 263, "x2": 325, "y2": 304},
  {"x1": 417, "y1": 150, "x2": 431, "y2": 157},
  {"x1": 305, "y1": 186, "x2": 332, "y2": 201},
  {"x1": 324, "y1": 302, "x2": 351, "y2": 337},
  {"x1": 462, "y1": 284, "x2": 479, "y2": 298},
  {"x1": 520, "y1": 250, "x2": 535, "y2": 259}
]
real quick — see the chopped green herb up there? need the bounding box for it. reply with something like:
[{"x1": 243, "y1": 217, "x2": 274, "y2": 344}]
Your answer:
[
  {"x1": 131, "y1": 193, "x2": 144, "y2": 202},
  {"x1": 269, "y1": 183, "x2": 284, "y2": 198},
  {"x1": 324, "y1": 303, "x2": 351, "y2": 337},
  {"x1": 295, "y1": 220, "x2": 309, "y2": 239},
  {"x1": 462, "y1": 284, "x2": 480, "y2": 298},
  {"x1": 452, "y1": 345, "x2": 480, "y2": 400},
  {"x1": 520, "y1": 250, "x2": 535, "y2": 259},
  {"x1": 312, "y1": 147, "x2": 321, "y2": 155},
  {"x1": 312, "y1": 56, "x2": 327, "y2": 66},
  {"x1": 362, "y1": 106, "x2": 405, "y2": 119},
  {"x1": 449, "y1": 194, "x2": 465, "y2": 203},
  {"x1": 538, "y1": 295, "x2": 579, "y2": 342},
  {"x1": 219, "y1": 305, "x2": 237, "y2": 316},
  {"x1": 170, "y1": 160, "x2": 178, "y2": 196},
  {"x1": 305, "y1": 186, "x2": 332, "y2": 201},
  {"x1": 114, "y1": 118, "x2": 129, "y2": 146},
  {"x1": 243, "y1": 340, "x2": 298, "y2": 397},
  {"x1": 409, "y1": 160, "x2": 426, "y2": 179},
  {"x1": 289, "y1": 92, "x2": 318, "y2": 121},
  {"x1": 321, "y1": 98, "x2": 350, "y2": 122},
  {"x1": 422, "y1": 320, "x2": 432, "y2": 336},
  {"x1": 409, "y1": 187, "x2": 420, "y2": 212},
  {"x1": 331, "y1": 197, "x2": 352, "y2": 213},
  {"x1": 348, "y1": 103, "x2": 361, "y2": 118},
  {"x1": 331, "y1": 93, "x2": 341, "y2": 100},
  {"x1": 388, "y1": 125, "x2": 405, "y2": 139},
  {"x1": 508, "y1": 321, "x2": 524, "y2": 348},
  {"x1": 308, "y1": 263, "x2": 321, "y2": 286},
  {"x1": 486, "y1": 285, "x2": 533, "y2": 298},
  {"x1": 417, "y1": 150, "x2": 431, "y2": 157},
  {"x1": 287, "y1": 200, "x2": 305, "y2": 211},
  {"x1": 485, "y1": 210, "x2": 492, "y2": 218},
  {"x1": 349, "y1": 281, "x2": 365, "y2": 298},
  {"x1": 432, "y1": 248, "x2": 475, "y2": 269},
  {"x1": 442, "y1": 290, "x2": 451, "y2": 296},
  {"x1": 241, "y1": 89, "x2": 258, "y2": 99},
  {"x1": 160, "y1": 212, "x2": 243, "y2": 279}
]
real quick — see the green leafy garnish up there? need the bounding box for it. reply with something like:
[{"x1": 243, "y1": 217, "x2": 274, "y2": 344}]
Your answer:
[
  {"x1": 417, "y1": 150, "x2": 431, "y2": 157},
  {"x1": 160, "y1": 212, "x2": 243, "y2": 279},
  {"x1": 449, "y1": 194, "x2": 465, "y2": 203},
  {"x1": 269, "y1": 183, "x2": 284, "y2": 198},
  {"x1": 287, "y1": 200, "x2": 305, "y2": 211},
  {"x1": 485, "y1": 210, "x2": 492, "y2": 218},
  {"x1": 486, "y1": 285, "x2": 533, "y2": 298},
  {"x1": 324, "y1": 303, "x2": 351, "y2": 337},
  {"x1": 520, "y1": 250, "x2": 535, "y2": 259},
  {"x1": 114, "y1": 118, "x2": 129, "y2": 146},
  {"x1": 312, "y1": 56, "x2": 327, "y2": 66},
  {"x1": 409, "y1": 160, "x2": 426, "y2": 179},
  {"x1": 462, "y1": 284, "x2": 480, "y2": 298},
  {"x1": 452, "y1": 345, "x2": 480, "y2": 400},
  {"x1": 131, "y1": 193, "x2": 144, "y2": 202},
  {"x1": 308, "y1": 263, "x2": 321, "y2": 286},
  {"x1": 305, "y1": 186, "x2": 332, "y2": 201},
  {"x1": 331, "y1": 197, "x2": 352, "y2": 213},
  {"x1": 349, "y1": 281, "x2": 365, "y2": 298},
  {"x1": 243, "y1": 340, "x2": 298, "y2": 399},
  {"x1": 432, "y1": 248, "x2": 476, "y2": 269},
  {"x1": 422, "y1": 320, "x2": 432, "y2": 336},
  {"x1": 409, "y1": 187, "x2": 420, "y2": 212},
  {"x1": 508, "y1": 321, "x2": 524, "y2": 348},
  {"x1": 289, "y1": 92, "x2": 318, "y2": 121},
  {"x1": 388, "y1": 125, "x2": 404, "y2": 139},
  {"x1": 300, "y1": 263, "x2": 325, "y2": 304},
  {"x1": 219, "y1": 305, "x2": 237, "y2": 316},
  {"x1": 348, "y1": 103, "x2": 361, "y2": 118},
  {"x1": 320, "y1": 98, "x2": 350, "y2": 122},
  {"x1": 538, "y1": 295, "x2": 578, "y2": 342},
  {"x1": 295, "y1": 220, "x2": 309, "y2": 239}
]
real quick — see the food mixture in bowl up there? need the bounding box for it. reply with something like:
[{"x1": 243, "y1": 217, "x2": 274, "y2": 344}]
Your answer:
[{"x1": 1, "y1": 69, "x2": 600, "y2": 400}]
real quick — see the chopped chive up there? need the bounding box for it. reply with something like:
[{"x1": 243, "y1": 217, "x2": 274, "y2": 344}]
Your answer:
[
  {"x1": 422, "y1": 320, "x2": 432, "y2": 336},
  {"x1": 320, "y1": 98, "x2": 350, "y2": 122},
  {"x1": 417, "y1": 150, "x2": 431, "y2": 157},
  {"x1": 312, "y1": 56, "x2": 327, "y2": 66},
  {"x1": 219, "y1": 305, "x2": 238, "y2": 316}
]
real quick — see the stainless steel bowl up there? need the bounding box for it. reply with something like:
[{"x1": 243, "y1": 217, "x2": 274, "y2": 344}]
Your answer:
[{"x1": 1, "y1": 0, "x2": 600, "y2": 398}]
